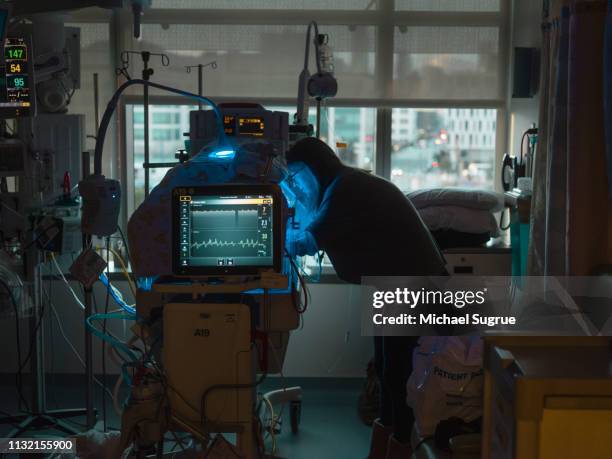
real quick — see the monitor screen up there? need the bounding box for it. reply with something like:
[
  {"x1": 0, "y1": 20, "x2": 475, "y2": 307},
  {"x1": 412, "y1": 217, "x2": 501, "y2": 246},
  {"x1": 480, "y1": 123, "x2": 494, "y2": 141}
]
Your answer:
[
  {"x1": 0, "y1": 35, "x2": 34, "y2": 118},
  {"x1": 172, "y1": 185, "x2": 282, "y2": 275},
  {"x1": 223, "y1": 115, "x2": 265, "y2": 137}
]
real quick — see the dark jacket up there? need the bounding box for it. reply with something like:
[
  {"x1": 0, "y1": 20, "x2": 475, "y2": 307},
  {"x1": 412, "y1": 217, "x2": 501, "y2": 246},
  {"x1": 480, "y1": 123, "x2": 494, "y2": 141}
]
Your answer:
[{"x1": 287, "y1": 138, "x2": 446, "y2": 284}]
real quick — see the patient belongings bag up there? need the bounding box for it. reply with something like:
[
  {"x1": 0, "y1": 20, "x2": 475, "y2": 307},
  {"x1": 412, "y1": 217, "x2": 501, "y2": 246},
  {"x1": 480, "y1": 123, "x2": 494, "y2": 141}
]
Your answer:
[{"x1": 406, "y1": 336, "x2": 484, "y2": 437}]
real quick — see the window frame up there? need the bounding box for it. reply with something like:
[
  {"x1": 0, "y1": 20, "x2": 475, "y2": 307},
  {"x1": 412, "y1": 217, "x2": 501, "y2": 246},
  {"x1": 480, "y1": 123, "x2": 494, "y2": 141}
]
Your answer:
[
  {"x1": 120, "y1": 96, "x2": 506, "y2": 219},
  {"x1": 71, "y1": 0, "x2": 511, "y2": 231}
]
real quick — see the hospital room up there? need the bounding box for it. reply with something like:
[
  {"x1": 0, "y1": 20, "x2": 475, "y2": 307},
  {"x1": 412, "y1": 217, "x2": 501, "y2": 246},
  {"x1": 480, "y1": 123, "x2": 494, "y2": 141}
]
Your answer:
[{"x1": 0, "y1": 0, "x2": 611, "y2": 458}]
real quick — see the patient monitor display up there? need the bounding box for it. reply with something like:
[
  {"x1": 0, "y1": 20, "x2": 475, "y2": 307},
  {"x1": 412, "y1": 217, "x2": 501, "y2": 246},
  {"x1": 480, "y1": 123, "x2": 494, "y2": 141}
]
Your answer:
[
  {"x1": 0, "y1": 36, "x2": 35, "y2": 118},
  {"x1": 173, "y1": 185, "x2": 282, "y2": 275}
]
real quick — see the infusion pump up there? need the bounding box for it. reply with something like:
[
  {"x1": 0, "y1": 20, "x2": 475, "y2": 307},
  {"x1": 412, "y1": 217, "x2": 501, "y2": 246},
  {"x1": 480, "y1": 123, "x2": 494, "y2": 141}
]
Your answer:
[{"x1": 188, "y1": 103, "x2": 289, "y2": 159}]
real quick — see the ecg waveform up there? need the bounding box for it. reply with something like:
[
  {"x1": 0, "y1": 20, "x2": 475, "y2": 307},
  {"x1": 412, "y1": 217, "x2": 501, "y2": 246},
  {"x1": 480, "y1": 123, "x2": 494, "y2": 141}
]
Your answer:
[
  {"x1": 191, "y1": 208, "x2": 258, "y2": 214},
  {"x1": 191, "y1": 238, "x2": 266, "y2": 250},
  {"x1": 186, "y1": 204, "x2": 271, "y2": 259},
  {"x1": 191, "y1": 208, "x2": 259, "y2": 231}
]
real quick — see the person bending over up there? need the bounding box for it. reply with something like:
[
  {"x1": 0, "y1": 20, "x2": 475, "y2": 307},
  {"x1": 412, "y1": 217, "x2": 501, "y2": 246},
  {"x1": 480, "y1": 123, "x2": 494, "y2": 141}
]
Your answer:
[{"x1": 285, "y1": 137, "x2": 447, "y2": 459}]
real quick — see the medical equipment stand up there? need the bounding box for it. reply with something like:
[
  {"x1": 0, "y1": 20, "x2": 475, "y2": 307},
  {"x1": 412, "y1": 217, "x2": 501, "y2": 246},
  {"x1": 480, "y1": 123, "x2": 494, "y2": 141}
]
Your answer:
[
  {"x1": 117, "y1": 50, "x2": 169, "y2": 197},
  {"x1": 185, "y1": 61, "x2": 217, "y2": 110},
  {"x1": 123, "y1": 273, "x2": 300, "y2": 458},
  {"x1": 0, "y1": 246, "x2": 92, "y2": 437}
]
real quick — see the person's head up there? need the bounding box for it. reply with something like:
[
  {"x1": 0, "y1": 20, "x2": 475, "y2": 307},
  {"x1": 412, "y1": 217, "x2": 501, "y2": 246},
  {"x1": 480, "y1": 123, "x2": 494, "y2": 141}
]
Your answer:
[{"x1": 286, "y1": 137, "x2": 344, "y2": 201}]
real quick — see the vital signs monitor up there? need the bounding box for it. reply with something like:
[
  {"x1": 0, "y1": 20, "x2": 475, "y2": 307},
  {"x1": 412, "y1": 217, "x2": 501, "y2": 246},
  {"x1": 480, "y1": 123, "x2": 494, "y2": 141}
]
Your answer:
[{"x1": 172, "y1": 184, "x2": 283, "y2": 275}]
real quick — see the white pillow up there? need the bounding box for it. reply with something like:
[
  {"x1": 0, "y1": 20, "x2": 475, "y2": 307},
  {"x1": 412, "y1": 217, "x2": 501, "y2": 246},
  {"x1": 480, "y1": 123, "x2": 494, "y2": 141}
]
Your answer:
[
  {"x1": 418, "y1": 206, "x2": 499, "y2": 236},
  {"x1": 407, "y1": 188, "x2": 505, "y2": 212}
]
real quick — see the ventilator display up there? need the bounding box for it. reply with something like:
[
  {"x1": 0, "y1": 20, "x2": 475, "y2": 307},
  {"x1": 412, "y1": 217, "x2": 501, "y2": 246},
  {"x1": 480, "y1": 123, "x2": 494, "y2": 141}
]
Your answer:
[{"x1": 177, "y1": 193, "x2": 274, "y2": 270}]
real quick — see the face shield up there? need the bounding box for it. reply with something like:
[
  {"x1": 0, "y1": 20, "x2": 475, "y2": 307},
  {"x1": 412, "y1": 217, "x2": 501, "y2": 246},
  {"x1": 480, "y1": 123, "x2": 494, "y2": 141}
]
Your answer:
[
  {"x1": 280, "y1": 161, "x2": 321, "y2": 257},
  {"x1": 281, "y1": 161, "x2": 321, "y2": 214}
]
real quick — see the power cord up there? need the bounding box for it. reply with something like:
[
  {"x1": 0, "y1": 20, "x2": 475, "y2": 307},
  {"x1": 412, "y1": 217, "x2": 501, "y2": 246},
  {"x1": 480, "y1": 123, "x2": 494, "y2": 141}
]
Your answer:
[
  {"x1": 116, "y1": 226, "x2": 132, "y2": 266},
  {"x1": 42, "y1": 260, "x2": 115, "y2": 401},
  {"x1": 46, "y1": 295, "x2": 114, "y2": 400},
  {"x1": 49, "y1": 252, "x2": 85, "y2": 309},
  {"x1": 285, "y1": 249, "x2": 309, "y2": 314}
]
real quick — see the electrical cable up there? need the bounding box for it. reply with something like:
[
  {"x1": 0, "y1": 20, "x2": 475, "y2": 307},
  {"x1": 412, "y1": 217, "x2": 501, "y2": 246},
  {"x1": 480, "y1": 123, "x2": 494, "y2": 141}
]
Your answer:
[
  {"x1": 116, "y1": 225, "x2": 133, "y2": 267},
  {"x1": 102, "y1": 237, "x2": 110, "y2": 432},
  {"x1": 295, "y1": 252, "x2": 323, "y2": 283},
  {"x1": 18, "y1": 220, "x2": 62, "y2": 254},
  {"x1": 262, "y1": 397, "x2": 277, "y2": 454},
  {"x1": 168, "y1": 430, "x2": 189, "y2": 455},
  {"x1": 49, "y1": 252, "x2": 85, "y2": 309},
  {"x1": 98, "y1": 272, "x2": 136, "y2": 314},
  {"x1": 94, "y1": 245, "x2": 136, "y2": 296},
  {"x1": 1, "y1": 202, "x2": 26, "y2": 221},
  {"x1": 285, "y1": 250, "x2": 309, "y2": 313},
  {"x1": 79, "y1": 278, "x2": 134, "y2": 399},
  {"x1": 262, "y1": 335, "x2": 293, "y2": 449},
  {"x1": 0, "y1": 278, "x2": 29, "y2": 412},
  {"x1": 199, "y1": 350, "x2": 268, "y2": 429},
  {"x1": 85, "y1": 313, "x2": 139, "y2": 364},
  {"x1": 47, "y1": 301, "x2": 114, "y2": 400},
  {"x1": 44, "y1": 273, "x2": 63, "y2": 412},
  {"x1": 43, "y1": 280, "x2": 88, "y2": 421}
]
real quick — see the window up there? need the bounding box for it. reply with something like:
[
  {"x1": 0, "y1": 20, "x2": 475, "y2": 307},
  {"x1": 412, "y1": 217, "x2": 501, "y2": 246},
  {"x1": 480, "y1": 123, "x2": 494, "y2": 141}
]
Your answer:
[
  {"x1": 269, "y1": 106, "x2": 376, "y2": 170},
  {"x1": 390, "y1": 108, "x2": 497, "y2": 192},
  {"x1": 114, "y1": 1, "x2": 508, "y2": 220},
  {"x1": 392, "y1": 26, "x2": 501, "y2": 100},
  {"x1": 128, "y1": 104, "x2": 197, "y2": 210},
  {"x1": 326, "y1": 107, "x2": 376, "y2": 170},
  {"x1": 151, "y1": 0, "x2": 375, "y2": 9},
  {"x1": 152, "y1": 113, "x2": 173, "y2": 124},
  {"x1": 127, "y1": 23, "x2": 377, "y2": 99},
  {"x1": 126, "y1": 103, "x2": 376, "y2": 212},
  {"x1": 395, "y1": 0, "x2": 500, "y2": 12}
]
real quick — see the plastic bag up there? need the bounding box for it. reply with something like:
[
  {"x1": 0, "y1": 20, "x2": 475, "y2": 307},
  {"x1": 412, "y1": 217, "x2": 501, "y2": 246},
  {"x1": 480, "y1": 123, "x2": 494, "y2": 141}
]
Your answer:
[{"x1": 406, "y1": 336, "x2": 484, "y2": 437}]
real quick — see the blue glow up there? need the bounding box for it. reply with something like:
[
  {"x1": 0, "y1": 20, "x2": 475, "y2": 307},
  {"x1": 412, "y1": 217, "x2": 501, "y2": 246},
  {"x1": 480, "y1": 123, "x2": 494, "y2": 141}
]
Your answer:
[
  {"x1": 85, "y1": 312, "x2": 139, "y2": 385},
  {"x1": 99, "y1": 273, "x2": 136, "y2": 314},
  {"x1": 208, "y1": 148, "x2": 236, "y2": 159},
  {"x1": 280, "y1": 162, "x2": 319, "y2": 230},
  {"x1": 137, "y1": 276, "x2": 157, "y2": 291},
  {"x1": 280, "y1": 162, "x2": 322, "y2": 260}
]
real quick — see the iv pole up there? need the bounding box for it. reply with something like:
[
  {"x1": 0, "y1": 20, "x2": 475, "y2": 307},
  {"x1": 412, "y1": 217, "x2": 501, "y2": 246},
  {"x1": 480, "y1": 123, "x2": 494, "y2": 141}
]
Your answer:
[
  {"x1": 185, "y1": 61, "x2": 217, "y2": 110},
  {"x1": 117, "y1": 50, "x2": 170, "y2": 198}
]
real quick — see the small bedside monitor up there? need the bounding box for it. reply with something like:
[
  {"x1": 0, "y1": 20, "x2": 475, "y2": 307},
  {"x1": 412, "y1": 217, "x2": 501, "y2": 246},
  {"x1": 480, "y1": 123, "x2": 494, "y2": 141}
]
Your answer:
[{"x1": 172, "y1": 184, "x2": 283, "y2": 276}]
